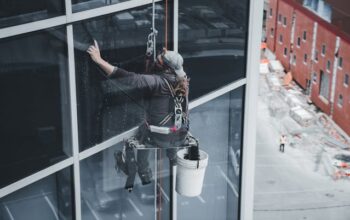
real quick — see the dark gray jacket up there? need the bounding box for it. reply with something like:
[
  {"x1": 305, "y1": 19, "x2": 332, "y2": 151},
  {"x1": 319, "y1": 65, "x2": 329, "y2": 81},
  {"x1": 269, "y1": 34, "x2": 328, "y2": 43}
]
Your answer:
[{"x1": 109, "y1": 67, "x2": 185, "y2": 132}]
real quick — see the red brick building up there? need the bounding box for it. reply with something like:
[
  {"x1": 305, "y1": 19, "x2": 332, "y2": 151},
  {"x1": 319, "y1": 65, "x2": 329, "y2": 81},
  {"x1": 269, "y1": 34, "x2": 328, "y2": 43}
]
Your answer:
[
  {"x1": 274, "y1": 0, "x2": 293, "y2": 69},
  {"x1": 310, "y1": 24, "x2": 337, "y2": 115},
  {"x1": 266, "y1": 0, "x2": 350, "y2": 135},
  {"x1": 266, "y1": 0, "x2": 278, "y2": 51},
  {"x1": 290, "y1": 10, "x2": 314, "y2": 89},
  {"x1": 333, "y1": 40, "x2": 350, "y2": 135}
]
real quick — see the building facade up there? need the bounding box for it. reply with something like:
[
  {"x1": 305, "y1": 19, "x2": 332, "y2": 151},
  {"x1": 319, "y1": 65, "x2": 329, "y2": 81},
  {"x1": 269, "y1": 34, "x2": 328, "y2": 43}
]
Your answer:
[
  {"x1": 290, "y1": 9, "x2": 314, "y2": 89},
  {"x1": 266, "y1": 0, "x2": 278, "y2": 51},
  {"x1": 0, "y1": 0, "x2": 263, "y2": 220},
  {"x1": 267, "y1": 0, "x2": 350, "y2": 136},
  {"x1": 333, "y1": 39, "x2": 350, "y2": 136}
]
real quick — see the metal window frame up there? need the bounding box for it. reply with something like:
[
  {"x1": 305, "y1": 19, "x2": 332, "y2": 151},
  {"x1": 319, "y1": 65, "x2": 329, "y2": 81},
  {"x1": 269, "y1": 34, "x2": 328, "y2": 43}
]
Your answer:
[
  {"x1": 67, "y1": 24, "x2": 82, "y2": 220},
  {"x1": 240, "y1": 0, "x2": 264, "y2": 220},
  {"x1": 0, "y1": 1, "x2": 263, "y2": 220}
]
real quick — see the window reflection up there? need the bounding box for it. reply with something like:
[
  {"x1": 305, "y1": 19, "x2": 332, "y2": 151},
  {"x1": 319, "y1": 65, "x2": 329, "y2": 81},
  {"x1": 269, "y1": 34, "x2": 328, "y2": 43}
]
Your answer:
[
  {"x1": 178, "y1": 87, "x2": 244, "y2": 220},
  {"x1": 73, "y1": 3, "x2": 170, "y2": 151},
  {"x1": 0, "y1": 27, "x2": 71, "y2": 188},
  {"x1": 80, "y1": 143, "x2": 157, "y2": 220},
  {"x1": 0, "y1": 0, "x2": 65, "y2": 28},
  {"x1": 179, "y1": 0, "x2": 249, "y2": 99},
  {"x1": 0, "y1": 167, "x2": 74, "y2": 220},
  {"x1": 72, "y1": 0, "x2": 131, "y2": 13}
]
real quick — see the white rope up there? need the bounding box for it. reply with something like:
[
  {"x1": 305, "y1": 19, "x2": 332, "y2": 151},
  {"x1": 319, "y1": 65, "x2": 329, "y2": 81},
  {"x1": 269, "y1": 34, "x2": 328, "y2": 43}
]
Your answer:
[{"x1": 152, "y1": 0, "x2": 157, "y2": 61}]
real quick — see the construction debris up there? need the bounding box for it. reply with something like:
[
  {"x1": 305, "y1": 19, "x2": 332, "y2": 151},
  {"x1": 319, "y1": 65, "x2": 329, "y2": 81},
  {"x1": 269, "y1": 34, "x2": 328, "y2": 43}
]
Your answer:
[
  {"x1": 269, "y1": 60, "x2": 284, "y2": 73},
  {"x1": 290, "y1": 106, "x2": 314, "y2": 127}
]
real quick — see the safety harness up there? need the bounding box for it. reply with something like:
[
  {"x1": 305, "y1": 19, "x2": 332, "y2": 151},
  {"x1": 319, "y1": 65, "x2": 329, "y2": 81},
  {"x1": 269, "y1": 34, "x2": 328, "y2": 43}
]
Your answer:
[
  {"x1": 116, "y1": 77, "x2": 190, "y2": 191},
  {"x1": 148, "y1": 77, "x2": 189, "y2": 134}
]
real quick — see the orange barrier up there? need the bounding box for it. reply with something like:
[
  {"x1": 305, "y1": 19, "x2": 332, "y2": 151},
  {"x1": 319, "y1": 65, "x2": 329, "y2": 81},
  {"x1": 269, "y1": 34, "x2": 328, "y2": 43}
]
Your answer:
[{"x1": 261, "y1": 59, "x2": 269, "y2": 64}]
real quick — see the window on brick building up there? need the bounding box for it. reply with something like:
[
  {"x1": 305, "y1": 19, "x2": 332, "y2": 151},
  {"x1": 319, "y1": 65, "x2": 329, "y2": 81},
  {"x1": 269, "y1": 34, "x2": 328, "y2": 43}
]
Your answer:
[
  {"x1": 283, "y1": 17, "x2": 287, "y2": 26},
  {"x1": 304, "y1": 54, "x2": 308, "y2": 64},
  {"x1": 338, "y1": 57, "x2": 343, "y2": 68},
  {"x1": 345, "y1": 74, "x2": 349, "y2": 86},
  {"x1": 279, "y1": 34, "x2": 283, "y2": 43},
  {"x1": 297, "y1": 37, "x2": 301, "y2": 47},
  {"x1": 313, "y1": 72, "x2": 317, "y2": 83},
  {"x1": 284, "y1": 47, "x2": 288, "y2": 56},
  {"x1": 278, "y1": 14, "x2": 282, "y2": 23},
  {"x1": 319, "y1": 70, "x2": 330, "y2": 99},
  {"x1": 338, "y1": 94, "x2": 343, "y2": 107},
  {"x1": 327, "y1": 60, "x2": 331, "y2": 71},
  {"x1": 315, "y1": 50, "x2": 318, "y2": 61},
  {"x1": 269, "y1": 8, "x2": 273, "y2": 17},
  {"x1": 270, "y1": 28, "x2": 274, "y2": 37},
  {"x1": 322, "y1": 44, "x2": 326, "y2": 55},
  {"x1": 303, "y1": 31, "x2": 307, "y2": 40},
  {"x1": 293, "y1": 54, "x2": 296, "y2": 65}
]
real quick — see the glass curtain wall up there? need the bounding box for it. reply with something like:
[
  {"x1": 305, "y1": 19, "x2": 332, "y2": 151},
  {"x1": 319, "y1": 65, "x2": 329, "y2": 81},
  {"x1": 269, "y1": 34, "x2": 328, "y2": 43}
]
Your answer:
[
  {"x1": 0, "y1": 27, "x2": 71, "y2": 188},
  {"x1": 72, "y1": 0, "x2": 131, "y2": 12},
  {"x1": 0, "y1": 0, "x2": 65, "y2": 28},
  {"x1": 0, "y1": 0, "x2": 251, "y2": 219},
  {"x1": 0, "y1": 167, "x2": 74, "y2": 220},
  {"x1": 177, "y1": 0, "x2": 248, "y2": 218},
  {"x1": 178, "y1": 88, "x2": 245, "y2": 220},
  {"x1": 178, "y1": 0, "x2": 249, "y2": 99}
]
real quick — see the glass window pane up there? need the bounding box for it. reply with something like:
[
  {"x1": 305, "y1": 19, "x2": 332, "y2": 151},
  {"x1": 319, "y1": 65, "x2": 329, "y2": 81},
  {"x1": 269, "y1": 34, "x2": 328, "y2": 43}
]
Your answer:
[
  {"x1": 73, "y1": 3, "x2": 171, "y2": 151},
  {"x1": 320, "y1": 70, "x2": 330, "y2": 99},
  {"x1": 179, "y1": 0, "x2": 249, "y2": 100},
  {"x1": 0, "y1": 0, "x2": 65, "y2": 28},
  {"x1": 72, "y1": 0, "x2": 131, "y2": 13},
  {"x1": 177, "y1": 87, "x2": 244, "y2": 220},
  {"x1": 80, "y1": 143, "x2": 157, "y2": 220},
  {"x1": 0, "y1": 27, "x2": 71, "y2": 188},
  {"x1": 0, "y1": 167, "x2": 74, "y2": 220}
]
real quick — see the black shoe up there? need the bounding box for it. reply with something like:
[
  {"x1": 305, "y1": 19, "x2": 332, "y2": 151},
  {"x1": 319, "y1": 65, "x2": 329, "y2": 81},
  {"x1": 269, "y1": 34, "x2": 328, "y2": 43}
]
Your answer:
[
  {"x1": 114, "y1": 151, "x2": 128, "y2": 175},
  {"x1": 138, "y1": 168, "x2": 153, "y2": 185}
]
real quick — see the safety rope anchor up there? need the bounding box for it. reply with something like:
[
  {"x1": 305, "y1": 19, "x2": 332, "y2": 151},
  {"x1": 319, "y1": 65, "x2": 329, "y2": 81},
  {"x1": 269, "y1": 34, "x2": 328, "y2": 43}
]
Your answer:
[{"x1": 146, "y1": 28, "x2": 158, "y2": 58}]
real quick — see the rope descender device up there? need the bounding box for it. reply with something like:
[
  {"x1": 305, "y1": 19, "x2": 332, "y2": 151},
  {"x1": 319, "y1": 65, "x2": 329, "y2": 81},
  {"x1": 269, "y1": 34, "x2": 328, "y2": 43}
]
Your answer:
[
  {"x1": 145, "y1": 0, "x2": 158, "y2": 61},
  {"x1": 146, "y1": 28, "x2": 158, "y2": 59}
]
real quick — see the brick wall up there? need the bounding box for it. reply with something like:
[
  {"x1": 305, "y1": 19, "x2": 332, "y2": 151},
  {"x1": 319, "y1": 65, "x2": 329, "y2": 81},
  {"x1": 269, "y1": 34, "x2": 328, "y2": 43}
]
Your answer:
[
  {"x1": 333, "y1": 40, "x2": 350, "y2": 135},
  {"x1": 274, "y1": 0, "x2": 293, "y2": 69},
  {"x1": 266, "y1": 0, "x2": 278, "y2": 51},
  {"x1": 290, "y1": 10, "x2": 314, "y2": 89},
  {"x1": 310, "y1": 24, "x2": 337, "y2": 115}
]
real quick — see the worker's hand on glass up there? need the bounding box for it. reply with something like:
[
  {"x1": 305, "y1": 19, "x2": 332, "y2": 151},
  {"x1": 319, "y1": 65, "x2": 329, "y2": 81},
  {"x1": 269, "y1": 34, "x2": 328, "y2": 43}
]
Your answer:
[{"x1": 87, "y1": 40, "x2": 102, "y2": 64}]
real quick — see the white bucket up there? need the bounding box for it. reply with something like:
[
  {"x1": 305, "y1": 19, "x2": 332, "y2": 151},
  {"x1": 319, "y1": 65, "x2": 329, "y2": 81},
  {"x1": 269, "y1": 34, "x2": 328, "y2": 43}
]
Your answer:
[{"x1": 175, "y1": 149, "x2": 209, "y2": 197}]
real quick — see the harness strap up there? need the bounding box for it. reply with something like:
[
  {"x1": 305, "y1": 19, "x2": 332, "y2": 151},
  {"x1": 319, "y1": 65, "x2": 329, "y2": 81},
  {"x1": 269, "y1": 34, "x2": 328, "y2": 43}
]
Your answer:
[
  {"x1": 158, "y1": 112, "x2": 174, "y2": 126},
  {"x1": 156, "y1": 77, "x2": 176, "y2": 127},
  {"x1": 162, "y1": 77, "x2": 175, "y2": 98},
  {"x1": 148, "y1": 77, "x2": 187, "y2": 134}
]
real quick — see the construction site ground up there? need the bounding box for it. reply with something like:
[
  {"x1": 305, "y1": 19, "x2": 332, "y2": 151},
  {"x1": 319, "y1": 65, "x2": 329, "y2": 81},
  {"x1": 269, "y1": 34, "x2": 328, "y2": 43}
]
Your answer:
[{"x1": 254, "y1": 51, "x2": 350, "y2": 220}]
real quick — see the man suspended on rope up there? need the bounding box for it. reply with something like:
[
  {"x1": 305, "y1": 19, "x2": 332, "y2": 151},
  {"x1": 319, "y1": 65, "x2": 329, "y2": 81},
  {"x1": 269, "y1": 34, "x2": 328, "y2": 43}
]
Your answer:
[{"x1": 87, "y1": 40, "x2": 190, "y2": 189}]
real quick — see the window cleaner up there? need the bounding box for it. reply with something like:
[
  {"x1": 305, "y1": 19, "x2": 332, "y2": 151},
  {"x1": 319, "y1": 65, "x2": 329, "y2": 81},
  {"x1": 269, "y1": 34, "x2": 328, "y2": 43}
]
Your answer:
[{"x1": 86, "y1": 0, "x2": 208, "y2": 196}]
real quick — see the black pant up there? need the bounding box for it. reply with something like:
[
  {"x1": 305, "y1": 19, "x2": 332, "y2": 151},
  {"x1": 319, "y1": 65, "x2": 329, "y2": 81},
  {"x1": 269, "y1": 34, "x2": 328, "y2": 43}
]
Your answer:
[
  {"x1": 279, "y1": 144, "x2": 285, "y2": 152},
  {"x1": 136, "y1": 125, "x2": 186, "y2": 174}
]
